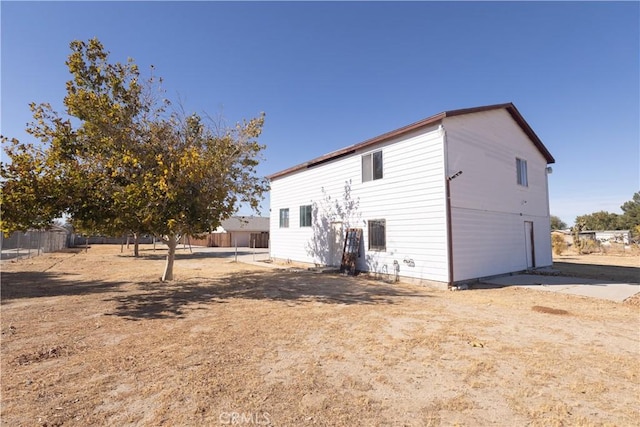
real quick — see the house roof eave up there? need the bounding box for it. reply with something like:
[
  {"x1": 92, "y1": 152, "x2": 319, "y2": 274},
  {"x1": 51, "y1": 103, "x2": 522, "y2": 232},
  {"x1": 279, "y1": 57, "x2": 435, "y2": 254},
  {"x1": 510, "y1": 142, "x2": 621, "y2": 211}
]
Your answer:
[{"x1": 267, "y1": 102, "x2": 555, "y2": 180}]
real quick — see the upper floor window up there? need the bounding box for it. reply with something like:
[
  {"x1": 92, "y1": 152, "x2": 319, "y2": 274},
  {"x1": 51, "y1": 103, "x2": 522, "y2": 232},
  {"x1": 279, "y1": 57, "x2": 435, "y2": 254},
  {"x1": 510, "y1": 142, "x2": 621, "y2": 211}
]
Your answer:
[
  {"x1": 368, "y1": 219, "x2": 386, "y2": 251},
  {"x1": 279, "y1": 208, "x2": 289, "y2": 228},
  {"x1": 516, "y1": 158, "x2": 528, "y2": 187},
  {"x1": 362, "y1": 150, "x2": 383, "y2": 182},
  {"x1": 300, "y1": 205, "x2": 312, "y2": 227}
]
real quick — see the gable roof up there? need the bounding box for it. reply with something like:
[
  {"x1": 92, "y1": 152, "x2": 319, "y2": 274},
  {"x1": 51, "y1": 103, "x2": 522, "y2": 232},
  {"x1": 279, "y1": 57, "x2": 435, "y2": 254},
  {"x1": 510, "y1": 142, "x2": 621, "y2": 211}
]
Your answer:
[{"x1": 268, "y1": 102, "x2": 555, "y2": 180}]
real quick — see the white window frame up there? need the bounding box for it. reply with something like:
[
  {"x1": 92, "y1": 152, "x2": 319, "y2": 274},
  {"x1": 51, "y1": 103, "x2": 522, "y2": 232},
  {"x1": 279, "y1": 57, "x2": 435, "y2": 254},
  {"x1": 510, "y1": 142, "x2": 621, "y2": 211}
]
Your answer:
[
  {"x1": 299, "y1": 205, "x2": 312, "y2": 227},
  {"x1": 362, "y1": 150, "x2": 383, "y2": 183},
  {"x1": 516, "y1": 158, "x2": 528, "y2": 187},
  {"x1": 279, "y1": 208, "x2": 289, "y2": 228}
]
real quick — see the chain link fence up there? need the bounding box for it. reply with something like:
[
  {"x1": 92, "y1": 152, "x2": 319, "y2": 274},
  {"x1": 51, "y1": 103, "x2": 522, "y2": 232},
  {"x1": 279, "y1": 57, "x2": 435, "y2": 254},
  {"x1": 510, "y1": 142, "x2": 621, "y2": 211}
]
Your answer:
[{"x1": 0, "y1": 229, "x2": 69, "y2": 261}]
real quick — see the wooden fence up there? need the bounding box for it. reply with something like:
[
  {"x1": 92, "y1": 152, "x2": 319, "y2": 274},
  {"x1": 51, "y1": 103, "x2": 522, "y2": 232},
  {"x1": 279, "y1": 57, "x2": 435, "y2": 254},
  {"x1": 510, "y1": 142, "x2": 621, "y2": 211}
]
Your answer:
[
  {"x1": 188, "y1": 233, "x2": 232, "y2": 247},
  {"x1": 250, "y1": 232, "x2": 269, "y2": 248},
  {"x1": 188, "y1": 232, "x2": 268, "y2": 248}
]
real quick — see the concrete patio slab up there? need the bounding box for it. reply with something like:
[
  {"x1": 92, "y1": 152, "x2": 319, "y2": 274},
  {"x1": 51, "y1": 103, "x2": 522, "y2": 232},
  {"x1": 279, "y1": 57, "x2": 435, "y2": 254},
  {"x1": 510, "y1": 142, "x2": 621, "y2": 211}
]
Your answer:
[{"x1": 480, "y1": 274, "x2": 640, "y2": 302}]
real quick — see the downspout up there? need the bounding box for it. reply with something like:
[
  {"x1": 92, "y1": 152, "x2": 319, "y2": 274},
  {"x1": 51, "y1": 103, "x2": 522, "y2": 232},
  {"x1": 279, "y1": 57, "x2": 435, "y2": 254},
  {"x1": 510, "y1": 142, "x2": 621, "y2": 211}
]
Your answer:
[
  {"x1": 545, "y1": 166, "x2": 553, "y2": 259},
  {"x1": 445, "y1": 174, "x2": 454, "y2": 289},
  {"x1": 442, "y1": 123, "x2": 461, "y2": 289}
]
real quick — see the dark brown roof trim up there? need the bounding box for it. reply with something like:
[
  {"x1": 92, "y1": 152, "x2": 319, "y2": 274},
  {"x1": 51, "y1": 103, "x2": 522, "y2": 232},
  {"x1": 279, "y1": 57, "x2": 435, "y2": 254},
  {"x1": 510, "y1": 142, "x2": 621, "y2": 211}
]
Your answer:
[
  {"x1": 306, "y1": 149, "x2": 356, "y2": 169},
  {"x1": 268, "y1": 102, "x2": 554, "y2": 180}
]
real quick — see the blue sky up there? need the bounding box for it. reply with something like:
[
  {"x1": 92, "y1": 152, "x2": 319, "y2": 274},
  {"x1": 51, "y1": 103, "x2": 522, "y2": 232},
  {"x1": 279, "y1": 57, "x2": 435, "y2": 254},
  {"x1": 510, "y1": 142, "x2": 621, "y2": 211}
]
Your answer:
[{"x1": 2, "y1": 1, "x2": 638, "y2": 226}]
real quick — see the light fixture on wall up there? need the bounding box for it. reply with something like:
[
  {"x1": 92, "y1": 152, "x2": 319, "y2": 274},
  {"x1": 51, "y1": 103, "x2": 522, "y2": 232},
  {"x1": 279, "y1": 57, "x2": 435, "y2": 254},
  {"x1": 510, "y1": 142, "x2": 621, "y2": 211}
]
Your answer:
[{"x1": 448, "y1": 170, "x2": 463, "y2": 181}]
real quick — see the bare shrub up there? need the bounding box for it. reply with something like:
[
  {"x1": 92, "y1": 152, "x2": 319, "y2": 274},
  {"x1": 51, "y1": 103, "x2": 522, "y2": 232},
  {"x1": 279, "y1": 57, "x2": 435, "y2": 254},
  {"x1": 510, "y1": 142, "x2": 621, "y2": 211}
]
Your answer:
[
  {"x1": 580, "y1": 239, "x2": 600, "y2": 254},
  {"x1": 551, "y1": 233, "x2": 567, "y2": 255}
]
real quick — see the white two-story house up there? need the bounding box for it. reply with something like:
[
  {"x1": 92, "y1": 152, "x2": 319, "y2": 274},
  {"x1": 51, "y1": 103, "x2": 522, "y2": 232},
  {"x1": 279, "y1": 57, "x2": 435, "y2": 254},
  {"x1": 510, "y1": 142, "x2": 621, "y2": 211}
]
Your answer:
[{"x1": 268, "y1": 103, "x2": 555, "y2": 288}]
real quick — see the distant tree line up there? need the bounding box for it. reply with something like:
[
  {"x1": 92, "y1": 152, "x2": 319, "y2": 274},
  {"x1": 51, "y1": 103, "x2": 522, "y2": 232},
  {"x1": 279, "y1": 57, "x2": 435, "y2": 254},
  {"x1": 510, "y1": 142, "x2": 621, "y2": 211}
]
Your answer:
[{"x1": 552, "y1": 191, "x2": 640, "y2": 236}]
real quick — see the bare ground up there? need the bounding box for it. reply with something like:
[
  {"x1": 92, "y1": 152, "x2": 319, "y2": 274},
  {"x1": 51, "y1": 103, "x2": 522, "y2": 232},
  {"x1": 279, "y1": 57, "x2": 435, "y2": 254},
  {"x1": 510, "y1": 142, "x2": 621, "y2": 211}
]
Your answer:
[{"x1": 1, "y1": 245, "x2": 639, "y2": 426}]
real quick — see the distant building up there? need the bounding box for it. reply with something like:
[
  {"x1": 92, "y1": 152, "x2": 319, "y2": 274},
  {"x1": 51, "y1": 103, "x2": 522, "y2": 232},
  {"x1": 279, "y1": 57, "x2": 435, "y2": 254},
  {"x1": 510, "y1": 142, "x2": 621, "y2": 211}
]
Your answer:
[
  {"x1": 580, "y1": 230, "x2": 631, "y2": 245},
  {"x1": 216, "y1": 216, "x2": 270, "y2": 247},
  {"x1": 190, "y1": 216, "x2": 270, "y2": 248}
]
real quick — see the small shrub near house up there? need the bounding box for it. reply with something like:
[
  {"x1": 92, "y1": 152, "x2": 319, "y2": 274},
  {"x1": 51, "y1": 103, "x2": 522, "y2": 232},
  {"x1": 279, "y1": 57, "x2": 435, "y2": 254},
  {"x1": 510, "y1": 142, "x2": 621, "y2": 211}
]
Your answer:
[{"x1": 551, "y1": 233, "x2": 567, "y2": 255}]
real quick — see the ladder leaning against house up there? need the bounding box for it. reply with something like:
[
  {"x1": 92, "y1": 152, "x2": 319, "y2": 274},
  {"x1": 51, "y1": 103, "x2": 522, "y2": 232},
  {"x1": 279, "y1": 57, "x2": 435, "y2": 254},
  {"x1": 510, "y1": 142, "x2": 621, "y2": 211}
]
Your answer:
[{"x1": 340, "y1": 228, "x2": 362, "y2": 275}]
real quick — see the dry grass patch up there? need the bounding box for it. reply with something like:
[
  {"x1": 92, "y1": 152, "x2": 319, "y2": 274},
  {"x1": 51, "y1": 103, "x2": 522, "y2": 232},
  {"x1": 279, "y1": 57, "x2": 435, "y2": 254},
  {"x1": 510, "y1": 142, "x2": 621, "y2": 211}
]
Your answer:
[{"x1": 1, "y1": 245, "x2": 638, "y2": 426}]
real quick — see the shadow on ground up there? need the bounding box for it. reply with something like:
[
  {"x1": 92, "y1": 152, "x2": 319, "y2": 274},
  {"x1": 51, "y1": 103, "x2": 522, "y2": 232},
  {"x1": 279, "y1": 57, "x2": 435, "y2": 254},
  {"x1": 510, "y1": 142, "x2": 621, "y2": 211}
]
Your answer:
[
  {"x1": 1, "y1": 253, "x2": 29, "y2": 261},
  {"x1": 108, "y1": 270, "x2": 430, "y2": 320},
  {"x1": 116, "y1": 250, "x2": 258, "y2": 261},
  {"x1": 473, "y1": 262, "x2": 638, "y2": 290},
  {"x1": 552, "y1": 262, "x2": 639, "y2": 283},
  {"x1": 1, "y1": 271, "x2": 127, "y2": 301}
]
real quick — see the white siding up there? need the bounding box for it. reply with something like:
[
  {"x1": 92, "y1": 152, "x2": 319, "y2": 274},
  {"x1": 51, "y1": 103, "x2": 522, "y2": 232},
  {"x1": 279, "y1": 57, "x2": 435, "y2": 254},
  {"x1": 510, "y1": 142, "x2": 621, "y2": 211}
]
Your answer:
[
  {"x1": 443, "y1": 109, "x2": 553, "y2": 281},
  {"x1": 270, "y1": 125, "x2": 449, "y2": 283},
  {"x1": 271, "y1": 107, "x2": 554, "y2": 284}
]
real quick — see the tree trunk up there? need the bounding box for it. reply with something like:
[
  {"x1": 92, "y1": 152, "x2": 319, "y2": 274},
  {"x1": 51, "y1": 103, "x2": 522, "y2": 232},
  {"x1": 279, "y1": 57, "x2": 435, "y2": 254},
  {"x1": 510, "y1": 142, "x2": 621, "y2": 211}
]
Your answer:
[
  {"x1": 133, "y1": 232, "x2": 139, "y2": 257},
  {"x1": 162, "y1": 234, "x2": 177, "y2": 281}
]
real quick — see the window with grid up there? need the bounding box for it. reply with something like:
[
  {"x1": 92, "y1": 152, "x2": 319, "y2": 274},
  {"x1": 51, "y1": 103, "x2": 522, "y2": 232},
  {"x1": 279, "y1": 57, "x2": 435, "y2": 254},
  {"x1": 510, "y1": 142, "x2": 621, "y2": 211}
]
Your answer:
[
  {"x1": 368, "y1": 219, "x2": 386, "y2": 251},
  {"x1": 299, "y1": 205, "x2": 312, "y2": 227},
  {"x1": 279, "y1": 208, "x2": 289, "y2": 228}
]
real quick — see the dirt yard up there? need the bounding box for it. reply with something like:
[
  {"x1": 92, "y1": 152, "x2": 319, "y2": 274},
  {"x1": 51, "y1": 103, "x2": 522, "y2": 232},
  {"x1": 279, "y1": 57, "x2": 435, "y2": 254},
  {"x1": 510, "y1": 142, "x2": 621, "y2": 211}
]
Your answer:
[{"x1": 1, "y1": 246, "x2": 638, "y2": 426}]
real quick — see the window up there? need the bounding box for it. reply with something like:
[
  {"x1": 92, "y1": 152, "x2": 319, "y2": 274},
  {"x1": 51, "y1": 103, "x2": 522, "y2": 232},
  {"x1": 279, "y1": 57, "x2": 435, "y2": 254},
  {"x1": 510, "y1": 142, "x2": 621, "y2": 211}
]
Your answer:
[
  {"x1": 368, "y1": 219, "x2": 386, "y2": 251},
  {"x1": 362, "y1": 150, "x2": 383, "y2": 182},
  {"x1": 300, "y1": 205, "x2": 312, "y2": 227},
  {"x1": 516, "y1": 158, "x2": 528, "y2": 187},
  {"x1": 279, "y1": 208, "x2": 289, "y2": 228}
]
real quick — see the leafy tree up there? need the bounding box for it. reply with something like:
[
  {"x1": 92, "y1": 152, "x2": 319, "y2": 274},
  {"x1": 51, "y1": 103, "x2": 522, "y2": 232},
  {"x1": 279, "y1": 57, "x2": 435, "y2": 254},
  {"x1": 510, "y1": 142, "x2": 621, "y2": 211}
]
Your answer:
[
  {"x1": 574, "y1": 211, "x2": 620, "y2": 231},
  {"x1": 1, "y1": 38, "x2": 268, "y2": 280},
  {"x1": 619, "y1": 191, "x2": 640, "y2": 231},
  {"x1": 3, "y1": 39, "x2": 156, "y2": 254},
  {"x1": 550, "y1": 215, "x2": 567, "y2": 230},
  {"x1": 0, "y1": 138, "x2": 67, "y2": 234},
  {"x1": 137, "y1": 111, "x2": 267, "y2": 280},
  {"x1": 61, "y1": 38, "x2": 162, "y2": 256}
]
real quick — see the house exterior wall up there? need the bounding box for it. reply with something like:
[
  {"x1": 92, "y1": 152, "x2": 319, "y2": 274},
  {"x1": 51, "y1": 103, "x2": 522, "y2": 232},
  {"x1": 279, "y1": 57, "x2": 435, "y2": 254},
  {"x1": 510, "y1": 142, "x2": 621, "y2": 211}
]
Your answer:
[
  {"x1": 443, "y1": 109, "x2": 553, "y2": 281},
  {"x1": 270, "y1": 124, "x2": 450, "y2": 283},
  {"x1": 270, "y1": 106, "x2": 554, "y2": 285}
]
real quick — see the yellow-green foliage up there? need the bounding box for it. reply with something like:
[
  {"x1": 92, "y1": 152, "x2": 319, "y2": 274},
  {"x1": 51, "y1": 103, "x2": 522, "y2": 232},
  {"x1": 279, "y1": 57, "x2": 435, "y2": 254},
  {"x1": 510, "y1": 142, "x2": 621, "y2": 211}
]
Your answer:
[{"x1": 1, "y1": 38, "x2": 268, "y2": 281}]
